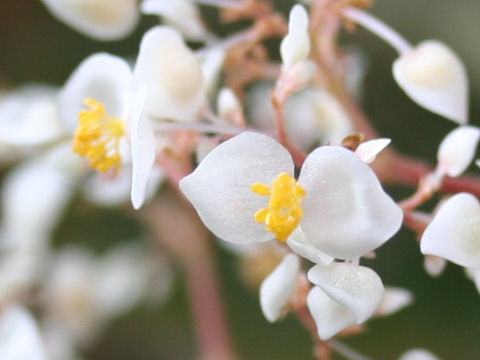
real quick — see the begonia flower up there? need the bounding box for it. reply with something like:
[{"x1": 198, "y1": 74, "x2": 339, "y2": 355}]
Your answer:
[
  {"x1": 307, "y1": 262, "x2": 384, "y2": 340},
  {"x1": 40, "y1": 0, "x2": 139, "y2": 40},
  {"x1": 399, "y1": 348, "x2": 441, "y2": 360},
  {"x1": 180, "y1": 132, "x2": 403, "y2": 260}
]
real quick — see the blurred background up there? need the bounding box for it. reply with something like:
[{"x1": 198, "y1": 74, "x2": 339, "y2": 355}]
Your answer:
[{"x1": 0, "y1": 0, "x2": 479, "y2": 359}]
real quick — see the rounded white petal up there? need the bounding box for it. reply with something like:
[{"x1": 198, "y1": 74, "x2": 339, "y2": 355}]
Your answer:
[
  {"x1": 141, "y1": 0, "x2": 207, "y2": 41},
  {"x1": 307, "y1": 262, "x2": 384, "y2": 323},
  {"x1": 286, "y1": 227, "x2": 334, "y2": 265},
  {"x1": 280, "y1": 5, "x2": 311, "y2": 69},
  {"x1": 355, "y1": 138, "x2": 391, "y2": 164},
  {"x1": 59, "y1": 53, "x2": 135, "y2": 133},
  {"x1": 298, "y1": 146, "x2": 403, "y2": 259},
  {"x1": 40, "y1": 0, "x2": 139, "y2": 40},
  {"x1": 437, "y1": 126, "x2": 480, "y2": 177},
  {"x1": 378, "y1": 286, "x2": 414, "y2": 316},
  {"x1": 399, "y1": 348, "x2": 441, "y2": 360},
  {"x1": 424, "y1": 255, "x2": 447, "y2": 277},
  {"x1": 421, "y1": 193, "x2": 480, "y2": 269},
  {"x1": 180, "y1": 132, "x2": 294, "y2": 244},
  {"x1": 307, "y1": 286, "x2": 357, "y2": 340},
  {"x1": 0, "y1": 85, "x2": 63, "y2": 146},
  {"x1": 134, "y1": 26, "x2": 205, "y2": 122},
  {"x1": 259, "y1": 254, "x2": 300, "y2": 322},
  {"x1": 0, "y1": 306, "x2": 48, "y2": 360},
  {"x1": 393, "y1": 40, "x2": 468, "y2": 124}
]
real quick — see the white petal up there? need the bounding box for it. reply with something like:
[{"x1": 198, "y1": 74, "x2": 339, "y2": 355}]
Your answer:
[
  {"x1": 399, "y1": 349, "x2": 441, "y2": 360},
  {"x1": 0, "y1": 85, "x2": 63, "y2": 146},
  {"x1": 393, "y1": 40, "x2": 468, "y2": 124},
  {"x1": 286, "y1": 227, "x2": 334, "y2": 265},
  {"x1": 201, "y1": 48, "x2": 226, "y2": 97},
  {"x1": 59, "y1": 53, "x2": 135, "y2": 133},
  {"x1": 83, "y1": 170, "x2": 132, "y2": 206},
  {"x1": 129, "y1": 84, "x2": 157, "y2": 209},
  {"x1": 355, "y1": 138, "x2": 391, "y2": 164},
  {"x1": 259, "y1": 254, "x2": 300, "y2": 322},
  {"x1": 377, "y1": 286, "x2": 413, "y2": 316},
  {"x1": 0, "y1": 306, "x2": 48, "y2": 360},
  {"x1": 437, "y1": 126, "x2": 480, "y2": 177},
  {"x1": 307, "y1": 262, "x2": 384, "y2": 323},
  {"x1": 424, "y1": 255, "x2": 447, "y2": 277},
  {"x1": 307, "y1": 286, "x2": 356, "y2": 340},
  {"x1": 134, "y1": 26, "x2": 205, "y2": 122},
  {"x1": 217, "y1": 87, "x2": 242, "y2": 122},
  {"x1": 141, "y1": 0, "x2": 207, "y2": 41},
  {"x1": 421, "y1": 193, "x2": 480, "y2": 269},
  {"x1": 40, "y1": 0, "x2": 139, "y2": 40},
  {"x1": 280, "y1": 5, "x2": 311, "y2": 69},
  {"x1": 298, "y1": 146, "x2": 403, "y2": 259},
  {"x1": 180, "y1": 132, "x2": 294, "y2": 244}
]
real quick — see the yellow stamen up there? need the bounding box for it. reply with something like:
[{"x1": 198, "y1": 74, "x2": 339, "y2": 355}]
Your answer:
[
  {"x1": 73, "y1": 98, "x2": 125, "y2": 172},
  {"x1": 251, "y1": 172, "x2": 306, "y2": 242}
]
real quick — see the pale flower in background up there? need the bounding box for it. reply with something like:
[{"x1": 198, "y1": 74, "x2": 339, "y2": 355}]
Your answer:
[
  {"x1": 40, "y1": 0, "x2": 139, "y2": 40},
  {"x1": 399, "y1": 348, "x2": 441, "y2": 360}
]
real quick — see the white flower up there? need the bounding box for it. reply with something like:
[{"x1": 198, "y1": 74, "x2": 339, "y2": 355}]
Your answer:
[
  {"x1": 0, "y1": 307, "x2": 48, "y2": 360},
  {"x1": 259, "y1": 254, "x2": 300, "y2": 322},
  {"x1": 306, "y1": 262, "x2": 384, "y2": 340},
  {"x1": 141, "y1": 0, "x2": 208, "y2": 41},
  {"x1": 180, "y1": 132, "x2": 403, "y2": 260},
  {"x1": 377, "y1": 286, "x2": 413, "y2": 316},
  {"x1": 421, "y1": 192, "x2": 480, "y2": 269},
  {"x1": 59, "y1": 52, "x2": 156, "y2": 209},
  {"x1": 393, "y1": 41, "x2": 468, "y2": 124},
  {"x1": 436, "y1": 126, "x2": 480, "y2": 177},
  {"x1": 423, "y1": 255, "x2": 447, "y2": 277},
  {"x1": 134, "y1": 26, "x2": 206, "y2": 122},
  {"x1": 280, "y1": 5, "x2": 311, "y2": 70},
  {"x1": 0, "y1": 85, "x2": 63, "y2": 146},
  {"x1": 40, "y1": 0, "x2": 139, "y2": 40}
]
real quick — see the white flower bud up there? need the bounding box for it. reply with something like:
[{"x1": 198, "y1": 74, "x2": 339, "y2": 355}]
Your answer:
[
  {"x1": 436, "y1": 126, "x2": 480, "y2": 177},
  {"x1": 399, "y1": 348, "x2": 441, "y2": 360},
  {"x1": 424, "y1": 255, "x2": 447, "y2": 277},
  {"x1": 393, "y1": 41, "x2": 468, "y2": 124},
  {"x1": 355, "y1": 138, "x2": 391, "y2": 164},
  {"x1": 217, "y1": 88, "x2": 243, "y2": 124},
  {"x1": 280, "y1": 5, "x2": 311, "y2": 69}
]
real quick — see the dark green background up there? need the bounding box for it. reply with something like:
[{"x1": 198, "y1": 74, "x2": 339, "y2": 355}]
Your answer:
[{"x1": 1, "y1": 1, "x2": 479, "y2": 359}]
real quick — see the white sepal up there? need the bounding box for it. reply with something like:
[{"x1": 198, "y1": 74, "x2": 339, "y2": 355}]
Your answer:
[
  {"x1": 355, "y1": 138, "x2": 391, "y2": 164},
  {"x1": 180, "y1": 132, "x2": 294, "y2": 244},
  {"x1": 437, "y1": 126, "x2": 480, "y2": 177},
  {"x1": 393, "y1": 40, "x2": 468, "y2": 124},
  {"x1": 280, "y1": 5, "x2": 311, "y2": 69},
  {"x1": 134, "y1": 26, "x2": 205, "y2": 122},
  {"x1": 259, "y1": 254, "x2": 300, "y2": 322},
  {"x1": 307, "y1": 286, "x2": 357, "y2": 340},
  {"x1": 40, "y1": 0, "x2": 139, "y2": 40},
  {"x1": 421, "y1": 193, "x2": 480, "y2": 269},
  {"x1": 298, "y1": 146, "x2": 403, "y2": 259},
  {"x1": 0, "y1": 306, "x2": 48, "y2": 360},
  {"x1": 307, "y1": 262, "x2": 384, "y2": 323}
]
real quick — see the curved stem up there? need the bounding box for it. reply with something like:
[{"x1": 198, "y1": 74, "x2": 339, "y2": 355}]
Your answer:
[
  {"x1": 329, "y1": 340, "x2": 374, "y2": 360},
  {"x1": 342, "y1": 7, "x2": 412, "y2": 55}
]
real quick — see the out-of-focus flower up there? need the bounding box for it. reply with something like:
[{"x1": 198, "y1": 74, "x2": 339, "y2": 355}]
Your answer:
[
  {"x1": 393, "y1": 41, "x2": 468, "y2": 124},
  {"x1": 307, "y1": 262, "x2": 384, "y2": 340},
  {"x1": 40, "y1": 0, "x2": 140, "y2": 40},
  {"x1": 421, "y1": 192, "x2": 480, "y2": 269},
  {"x1": 424, "y1": 255, "x2": 447, "y2": 277},
  {"x1": 0, "y1": 306, "x2": 48, "y2": 360},
  {"x1": 399, "y1": 348, "x2": 441, "y2": 360},
  {"x1": 141, "y1": 0, "x2": 208, "y2": 41},
  {"x1": 180, "y1": 132, "x2": 402, "y2": 260},
  {"x1": 248, "y1": 84, "x2": 354, "y2": 150},
  {"x1": 436, "y1": 126, "x2": 480, "y2": 177},
  {"x1": 376, "y1": 286, "x2": 414, "y2": 317},
  {"x1": 134, "y1": 26, "x2": 206, "y2": 123}
]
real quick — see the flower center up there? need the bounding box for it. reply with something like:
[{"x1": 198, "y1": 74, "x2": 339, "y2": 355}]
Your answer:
[
  {"x1": 251, "y1": 172, "x2": 306, "y2": 242},
  {"x1": 73, "y1": 98, "x2": 125, "y2": 172}
]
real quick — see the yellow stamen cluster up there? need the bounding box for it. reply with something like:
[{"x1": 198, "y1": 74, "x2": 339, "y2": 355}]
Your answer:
[
  {"x1": 73, "y1": 98, "x2": 125, "y2": 172},
  {"x1": 251, "y1": 172, "x2": 306, "y2": 242}
]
